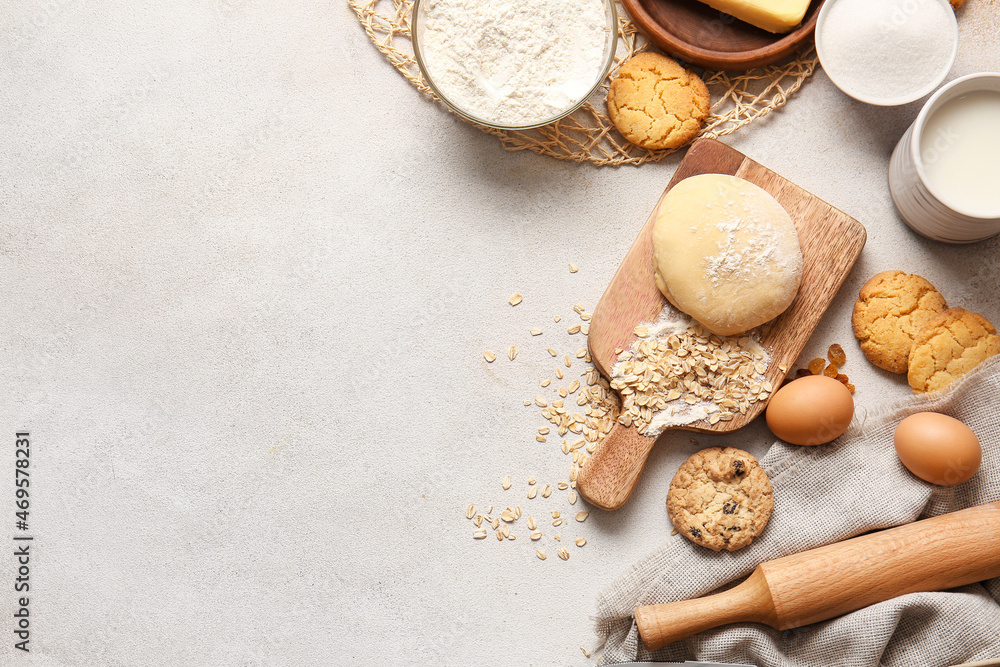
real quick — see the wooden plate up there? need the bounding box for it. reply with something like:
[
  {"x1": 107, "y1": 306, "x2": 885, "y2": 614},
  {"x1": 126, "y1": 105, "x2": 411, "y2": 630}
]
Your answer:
[
  {"x1": 620, "y1": 0, "x2": 824, "y2": 70},
  {"x1": 577, "y1": 138, "x2": 866, "y2": 510}
]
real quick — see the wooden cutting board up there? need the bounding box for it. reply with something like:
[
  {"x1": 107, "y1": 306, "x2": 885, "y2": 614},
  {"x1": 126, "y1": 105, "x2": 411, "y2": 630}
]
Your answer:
[{"x1": 577, "y1": 139, "x2": 867, "y2": 511}]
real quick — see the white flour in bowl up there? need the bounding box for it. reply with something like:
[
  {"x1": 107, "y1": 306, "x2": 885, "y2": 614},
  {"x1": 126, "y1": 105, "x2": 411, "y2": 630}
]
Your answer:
[{"x1": 418, "y1": 0, "x2": 609, "y2": 126}]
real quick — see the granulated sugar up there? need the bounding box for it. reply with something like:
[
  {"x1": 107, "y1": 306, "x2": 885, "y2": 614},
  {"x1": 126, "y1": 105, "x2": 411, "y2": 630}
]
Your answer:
[
  {"x1": 819, "y1": 0, "x2": 955, "y2": 103},
  {"x1": 418, "y1": 0, "x2": 609, "y2": 125}
]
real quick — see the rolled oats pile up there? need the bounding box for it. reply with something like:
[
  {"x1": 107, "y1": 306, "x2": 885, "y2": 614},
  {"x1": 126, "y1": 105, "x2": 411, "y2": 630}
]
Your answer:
[{"x1": 611, "y1": 311, "x2": 773, "y2": 436}]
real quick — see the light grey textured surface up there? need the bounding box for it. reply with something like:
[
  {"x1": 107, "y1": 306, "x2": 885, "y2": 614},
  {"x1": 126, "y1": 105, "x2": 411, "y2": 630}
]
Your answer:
[{"x1": 0, "y1": 2, "x2": 995, "y2": 665}]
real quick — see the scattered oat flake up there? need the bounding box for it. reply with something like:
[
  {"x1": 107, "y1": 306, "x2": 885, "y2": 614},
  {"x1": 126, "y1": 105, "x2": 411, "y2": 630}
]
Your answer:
[
  {"x1": 465, "y1": 504, "x2": 476, "y2": 519},
  {"x1": 548, "y1": 347, "x2": 557, "y2": 357},
  {"x1": 568, "y1": 490, "x2": 578, "y2": 504},
  {"x1": 568, "y1": 325, "x2": 581, "y2": 335},
  {"x1": 542, "y1": 484, "x2": 552, "y2": 498},
  {"x1": 530, "y1": 328, "x2": 543, "y2": 336},
  {"x1": 554, "y1": 315, "x2": 561, "y2": 323},
  {"x1": 576, "y1": 347, "x2": 587, "y2": 358},
  {"x1": 528, "y1": 477, "x2": 536, "y2": 485},
  {"x1": 576, "y1": 511, "x2": 589, "y2": 522},
  {"x1": 473, "y1": 529, "x2": 487, "y2": 539},
  {"x1": 540, "y1": 379, "x2": 551, "y2": 387},
  {"x1": 581, "y1": 645, "x2": 591, "y2": 658},
  {"x1": 531, "y1": 531, "x2": 542, "y2": 540},
  {"x1": 576, "y1": 538, "x2": 587, "y2": 547},
  {"x1": 564, "y1": 355, "x2": 572, "y2": 367},
  {"x1": 501, "y1": 475, "x2": 511, "y2": 490},
  {"x1": 536, "y1": 435, "x2": 547, "y2": 443},
  {"x1": 569, "y1": 263, "x2": 579, "y2": 273},
  {"x1": 536, "y1": 550, "x2": 547, "y2": 560},
  {"x1": 527, "y1": 487, "x2": 537, "y2": 499},
  {"x1": 523, "y1": 399, "x2": 531, "y2": 406},
  {"x1": 501, "y1": 509, "x2": 516, "y2": 522},
  {"x1": 508, "y1": 345, "x2": 518, "y2": 361},
  {"x1": 555, "y1": 368, "x2": 564, "y2": 379},
  {"x1": 634, "y1": 325, "x2": 649, "y2": 337},
  {"x1": 535, "y1": 396, "x2": 548, "y2": 407},
  {"x1": 527, "y1": 516, "x2": 536, "y2": 530},
  {"x1": 509, "y1": 293, "x2": 523, "y2": 306},
  {"x1": 483, "y1": 350, "x2": 496, "y2": 363},
  {"x1": 557, "y1": 547, "x2": 570, "y2": 560},
  {"x1": 779, "y1": 363, "x2": 788, "y2": 372}
]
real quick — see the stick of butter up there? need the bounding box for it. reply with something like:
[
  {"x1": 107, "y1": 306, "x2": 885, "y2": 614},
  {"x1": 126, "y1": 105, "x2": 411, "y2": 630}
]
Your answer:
[{"x1": 696, "y1": 0, "x2": 809, "y2": 33}]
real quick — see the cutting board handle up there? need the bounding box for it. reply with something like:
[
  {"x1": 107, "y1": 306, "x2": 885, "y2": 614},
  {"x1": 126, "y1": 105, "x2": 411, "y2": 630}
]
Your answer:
[{"x1": 576, "y1": 423, "x2": 656, "y2": 511}]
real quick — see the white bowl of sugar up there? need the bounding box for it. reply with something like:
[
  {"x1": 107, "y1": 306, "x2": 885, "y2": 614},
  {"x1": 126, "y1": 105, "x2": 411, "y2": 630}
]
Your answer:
[
  {"x1": 412, "y1": 0, "x2": 617, "y2": 130},
  {"x1": 889, "y1": 72, "x2": 1000, "y2": 243},
  {"x1": 816, "y1": 0, "x2": 958, "y2": 106}
]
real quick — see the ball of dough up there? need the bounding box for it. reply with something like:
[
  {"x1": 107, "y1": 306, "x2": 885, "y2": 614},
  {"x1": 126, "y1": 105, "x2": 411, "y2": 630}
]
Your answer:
[{"x1": 652, "y1": 174, "x2": 803, "y2": 336}]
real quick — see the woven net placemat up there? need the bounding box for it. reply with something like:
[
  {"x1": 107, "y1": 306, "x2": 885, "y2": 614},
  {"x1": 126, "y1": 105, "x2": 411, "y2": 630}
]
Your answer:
[{"x1": 350, "y1": 0, "x2": 819, "y2": 166}]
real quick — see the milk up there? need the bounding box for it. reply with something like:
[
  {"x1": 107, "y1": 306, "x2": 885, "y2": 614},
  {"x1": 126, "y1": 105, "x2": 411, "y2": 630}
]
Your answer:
[{"x1": 920, "y1": 90, "x2": 1000, "y2": 219}]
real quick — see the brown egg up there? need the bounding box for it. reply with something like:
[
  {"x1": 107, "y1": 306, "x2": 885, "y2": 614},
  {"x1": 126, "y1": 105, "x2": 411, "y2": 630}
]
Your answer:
[
  {"x1": 765, "y1": 375, "x2": 854, "y2": 446},
  {"x1": 894, "y1": 412, "x2": 981, "y2": 486}
]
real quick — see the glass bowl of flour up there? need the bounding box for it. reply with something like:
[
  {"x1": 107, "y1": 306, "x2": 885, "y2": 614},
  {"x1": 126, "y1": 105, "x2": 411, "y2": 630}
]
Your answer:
[{"x1": 412, "y1": 0, "x2": 618, "y2": 129}]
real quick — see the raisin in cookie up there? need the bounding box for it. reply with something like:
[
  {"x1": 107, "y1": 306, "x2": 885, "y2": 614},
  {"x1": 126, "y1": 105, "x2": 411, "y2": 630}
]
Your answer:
[
  {"x1": 907, "y1": 307, "x2": 1000, "y2": 394},
  {"x1": 606, "y1": 52, "x2": 710, "y2": 151},
  {"x1": 852, "y1": 271, "x2": 948, "y2": 374},
  {"x1": 667, "y1": 447, "x2": 773, "y2": 552}
]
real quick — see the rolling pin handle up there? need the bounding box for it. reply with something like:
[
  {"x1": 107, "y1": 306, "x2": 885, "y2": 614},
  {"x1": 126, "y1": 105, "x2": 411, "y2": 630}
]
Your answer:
[{"x1": 635, "y1": 568, "x2": 778, "y2": 651}]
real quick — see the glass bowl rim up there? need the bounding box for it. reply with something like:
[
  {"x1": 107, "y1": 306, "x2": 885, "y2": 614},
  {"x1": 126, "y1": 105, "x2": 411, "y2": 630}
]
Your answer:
[{"x1": 411, "y1": 0, "x2": 619, "y2": 131}]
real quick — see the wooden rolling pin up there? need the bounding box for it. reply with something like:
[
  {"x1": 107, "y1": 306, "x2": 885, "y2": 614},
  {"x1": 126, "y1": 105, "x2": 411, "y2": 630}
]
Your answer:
[{"x1": 635, "y1": 501, "x2": 1000, "y2": 650}]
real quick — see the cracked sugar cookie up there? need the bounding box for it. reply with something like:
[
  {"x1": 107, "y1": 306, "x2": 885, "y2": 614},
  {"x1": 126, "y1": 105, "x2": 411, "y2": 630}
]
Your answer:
[
  {"x1": 606, "y1": 52, "x2": 710, "y2": 150},
  {"x1": 667, "y1": 447, "x2": 773, "y2": 552},
  {"x1": 852, "y1": 271, "x2": 948, "y2": 374},
  {"x1": 908, "y1": 307, "x2": 1000, "y2": 394}
]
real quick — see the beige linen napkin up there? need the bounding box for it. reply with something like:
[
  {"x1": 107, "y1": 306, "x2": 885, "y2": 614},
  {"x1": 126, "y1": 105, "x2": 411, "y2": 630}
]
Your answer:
[{"x1": 595, "y1": 355, "x2": 1000, "y2": 667}]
